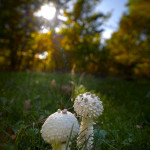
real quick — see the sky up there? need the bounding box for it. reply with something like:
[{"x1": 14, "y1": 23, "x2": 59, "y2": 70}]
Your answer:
[
  {"x1": 97, "y1": 0, "x2": 128, "y2": 39},
  {"x1": 35, "y1": 0, "x2": 128, "y2": 38}
]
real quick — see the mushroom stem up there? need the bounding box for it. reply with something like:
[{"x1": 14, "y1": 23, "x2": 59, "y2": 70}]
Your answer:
[
  {"x1": 77, "y1": 118, "x2": 94, "y2": 150},
  {"x1": 59, "y1": 143, "x2": 70, "y2": 150},
  {"x1": 52, "y1": 143, "x2": 70, "y2": 150}
]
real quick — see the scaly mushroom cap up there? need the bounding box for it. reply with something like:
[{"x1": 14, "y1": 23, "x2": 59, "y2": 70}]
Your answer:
[
  {"x1": 73, "y1": 92, "x2": 103, "y2": 118},
  {"x1": 41, "y1": 109, "x2": 79, "y2": 144}
]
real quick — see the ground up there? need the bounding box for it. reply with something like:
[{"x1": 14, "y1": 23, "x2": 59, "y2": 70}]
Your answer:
[{"x1": 0, "y1": 72, "x2": 150, "y2": 150}]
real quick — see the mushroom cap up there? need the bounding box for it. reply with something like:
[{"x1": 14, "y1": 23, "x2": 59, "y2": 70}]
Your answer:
[
  {"x1": 73, "y1": 92, "x2": 103, "y2": 118},
  {"x1": 40, "y1": 109, "x2": 79, "y2": 144}
]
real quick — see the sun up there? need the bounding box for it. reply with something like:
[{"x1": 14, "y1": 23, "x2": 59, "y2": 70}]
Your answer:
[{"x1": 35, "y1": 3, "x2": 56, "y2": 20}]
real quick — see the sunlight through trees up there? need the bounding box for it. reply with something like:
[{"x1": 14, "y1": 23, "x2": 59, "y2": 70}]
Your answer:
[{"x1": 0, "y1": 0, "x2": 150, "y2": 78}]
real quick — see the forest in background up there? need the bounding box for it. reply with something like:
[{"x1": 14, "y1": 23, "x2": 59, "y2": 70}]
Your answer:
[{"x1": 0, "y1": 0, "x2": 150, "y2": 79}]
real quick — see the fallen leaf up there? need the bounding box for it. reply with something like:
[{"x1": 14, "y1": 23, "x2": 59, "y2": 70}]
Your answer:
[
  {"x1": 60, "y1": 85, "x2": 72, "y2": 95},
  {"x1": 24, "y1": 99, "x2": 32, "y2": 110},
  {"x1": 71, "y1": 64, "x2": 76, "y2": 76},
  {"x1": 11, "y1": 134, "x2": 16, "y2": 140},
  {"x1": 136, "y1": 125, "x2": 143, "y2": 129},
  {"x1": 51, "y1": 79, "x2": 56, "y2": 89},
  {"x1": 9, "y1": 126, "x2": 15, "y2": 135}
]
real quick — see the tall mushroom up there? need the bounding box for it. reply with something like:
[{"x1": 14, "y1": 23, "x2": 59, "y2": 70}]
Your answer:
[
  {"x1": 41, "y1": 109, "x2": 79, "y2": 150},
  {"x1": 73, "y1": 92, "x2": 104, "y2": 149}
]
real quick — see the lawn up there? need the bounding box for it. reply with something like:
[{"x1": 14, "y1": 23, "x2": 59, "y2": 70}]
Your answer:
[{"x1": 0, "y1": 72, "x2": 150, "y2": 150}]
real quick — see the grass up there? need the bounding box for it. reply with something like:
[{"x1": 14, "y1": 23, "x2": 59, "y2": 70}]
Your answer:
[{"x1": 0, "y1": 72, "x2": 150, "y2": 150}]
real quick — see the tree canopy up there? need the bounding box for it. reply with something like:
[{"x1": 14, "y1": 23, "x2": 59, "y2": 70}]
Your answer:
[
  {"x1": 106, "y1": 0, "x2": 150, "y2": 78},
  {"x1": 0, "y1": 0, "x2": 150, "y2": 78}
]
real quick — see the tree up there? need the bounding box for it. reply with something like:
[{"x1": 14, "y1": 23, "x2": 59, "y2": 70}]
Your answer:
[
  {"x1": 0, "y1": 0, "x2": 71, "y2": 71},
  {"x1": 58, "y1": 0, "x2": 107, "y2": 73},
  {"x1": 0, "y1": 0, "x2": 43, "y2": 70},
  {"x1": 107, "y1": 0, "x2": 150, "y2": 78}
]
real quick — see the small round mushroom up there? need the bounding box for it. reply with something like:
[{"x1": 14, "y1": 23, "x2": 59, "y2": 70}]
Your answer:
[
  {"x1": 41, "y1": 109, "x2": 79, "y2": 150},
  {"x1": 73, "y1": 92, "x2": 103, "y2": 149}
]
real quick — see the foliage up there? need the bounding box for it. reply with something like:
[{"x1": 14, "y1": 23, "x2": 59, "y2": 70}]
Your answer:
[
  {"x1": 0, "y1": 72, "x2": 150, "y2": 149},
  {"x1": 0, "y1": 0, "x2": 44, "y2": 70},
  {"x1": 0, "y1": 0, "x2": 150, "y2": 79},
  {"x1": 106, "y1": 0, "x2": 150, "y2": 78},
  {"x1": 59, "y1": 0, "x2": 107, "y2": 73},
  {"x1": 0, "y1": 0, "x2": 71, "y2": 71}
]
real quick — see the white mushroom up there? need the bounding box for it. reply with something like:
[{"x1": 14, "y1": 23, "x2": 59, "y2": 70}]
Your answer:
[
  {"x1": 73, "y1": 92, "x2": 104, "y2": 149},
  {"x1": 41, "y1": 109, "x2": 79, "y2": 150}
]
